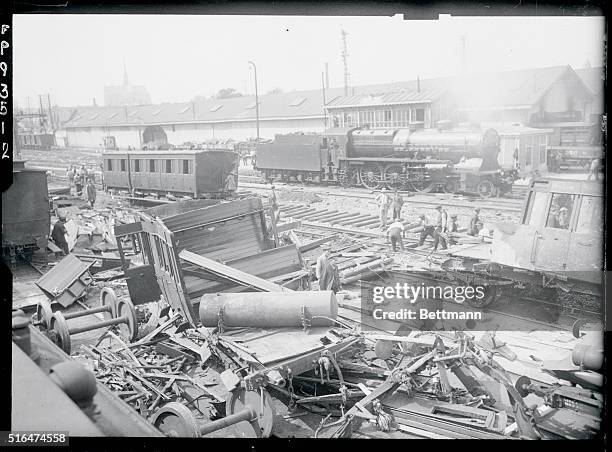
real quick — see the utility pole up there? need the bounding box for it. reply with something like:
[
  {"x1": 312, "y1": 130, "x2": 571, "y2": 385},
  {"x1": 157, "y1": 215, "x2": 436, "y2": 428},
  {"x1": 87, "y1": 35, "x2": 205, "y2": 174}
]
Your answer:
[
  {"x1": 248, "y1": 61, "x2": 260, "y2": 146},
  {"x1": 38, "y1": 95, "x2": 45, "y2": 130},
  {"x1": 47, "y1": 93, "x2": 55, "y2": 132},
  {"x1": 341, "y1": 29, "x2": 350, "y2": 96},
  {"x1": 322, "y1": 71, "x2": 327, "y2": 128}
]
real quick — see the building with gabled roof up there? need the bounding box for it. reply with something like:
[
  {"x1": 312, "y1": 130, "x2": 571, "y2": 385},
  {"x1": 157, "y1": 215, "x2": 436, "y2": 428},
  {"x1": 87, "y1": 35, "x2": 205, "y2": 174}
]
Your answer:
[{"x1": 57, "y1": 64, "x2": 602, "y2": 150}]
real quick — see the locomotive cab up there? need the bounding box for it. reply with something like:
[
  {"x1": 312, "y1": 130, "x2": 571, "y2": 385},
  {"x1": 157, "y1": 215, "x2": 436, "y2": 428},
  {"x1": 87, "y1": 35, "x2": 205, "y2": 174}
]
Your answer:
[{"x1": 490, "y1": 177, "x2": 603, "y2": 286}]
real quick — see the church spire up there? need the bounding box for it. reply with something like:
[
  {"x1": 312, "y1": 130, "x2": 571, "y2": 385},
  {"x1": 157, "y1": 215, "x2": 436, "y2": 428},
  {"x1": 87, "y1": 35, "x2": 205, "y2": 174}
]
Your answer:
[{"x1": 123, "y1": 58, "x2": 129, "y2": 86}]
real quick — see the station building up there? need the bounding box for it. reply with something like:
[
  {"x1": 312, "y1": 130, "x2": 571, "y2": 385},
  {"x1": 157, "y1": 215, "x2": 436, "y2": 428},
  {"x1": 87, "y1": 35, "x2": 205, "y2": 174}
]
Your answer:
[{"x1": 55, "y1": 65, "x2": 602, "y2": 163}]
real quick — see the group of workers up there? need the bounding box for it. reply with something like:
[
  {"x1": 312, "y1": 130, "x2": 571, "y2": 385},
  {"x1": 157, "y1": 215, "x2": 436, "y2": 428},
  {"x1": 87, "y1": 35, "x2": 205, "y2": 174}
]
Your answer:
[
  {"x1": 52, "y1": 165, "x2": 100, "y2": 256},
  {"x1": 66, "y1": 165, "x2": 97, "y2": 208},
  {"x1": 377, "y1": 188, "x2": 484, "y2": 252}
]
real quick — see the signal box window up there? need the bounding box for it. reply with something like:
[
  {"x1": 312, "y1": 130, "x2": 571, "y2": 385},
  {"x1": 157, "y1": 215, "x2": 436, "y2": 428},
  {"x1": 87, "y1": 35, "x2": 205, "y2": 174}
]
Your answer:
[
  {"x1": 134, "y1": 159, "x2": 141, "y2": 172},
  {"x1": 546, "y1": 193, "x2": 575, "y2": 229},
  {"x1": 106, "y1": 159, "x2": 113, "y2": 171},
  {"x1": 575, "y1": 196, "x2": 603, "y2": 233},
  {"x1": 165, "y1": 160, "x2": 172, "y2": 173},
  {"x1": 120, "y1": 159, "x2": 126, "y2": 172},
  {"x1": 149, "y1": 159, "x2": 156, "y2": 172},
  {"x1": 523, "y1": 191, "x2": 547, "y2": 225},
  {"x1": 415, "y1": 109, "x2": 425, "y2": 122},
  {"x1": 182, "y1": 160, "x2": 191, "y2": 174}
]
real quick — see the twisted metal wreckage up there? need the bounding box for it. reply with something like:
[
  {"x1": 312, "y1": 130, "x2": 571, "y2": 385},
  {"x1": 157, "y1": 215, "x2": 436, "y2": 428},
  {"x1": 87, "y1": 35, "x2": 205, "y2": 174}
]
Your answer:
[{"x1": 18, "y1": 196, "x2": 603, "y2": 439}]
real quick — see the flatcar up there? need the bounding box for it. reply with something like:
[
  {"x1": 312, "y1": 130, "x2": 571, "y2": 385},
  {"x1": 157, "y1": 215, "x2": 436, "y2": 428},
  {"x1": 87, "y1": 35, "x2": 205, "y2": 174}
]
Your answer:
[
  {"x1": 2, "y1": 161, "x2": 50, "y2": 264},
  {"x1": 256, "y1": 127, "x2": 517, "y2": 197},
  {"x1": 102, "y1": 149, "x2": 239, "y2": 198}
]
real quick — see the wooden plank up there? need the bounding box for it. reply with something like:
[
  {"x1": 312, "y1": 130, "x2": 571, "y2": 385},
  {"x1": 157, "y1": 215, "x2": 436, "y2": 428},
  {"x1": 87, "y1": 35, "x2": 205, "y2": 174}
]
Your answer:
[
  {"x1": 298, "y1": 234, "x2": 339, "y2": 252},
  {"x1": 179, "y1": 249, "x2": 290, "y2": 292},
  {"x1": 276, "y1": 220, "x2": 302, "y2": 233}
]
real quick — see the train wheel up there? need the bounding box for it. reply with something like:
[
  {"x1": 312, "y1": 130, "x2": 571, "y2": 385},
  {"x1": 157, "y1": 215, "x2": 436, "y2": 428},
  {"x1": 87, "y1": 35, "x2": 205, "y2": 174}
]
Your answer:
[
  {"x1": 477, "y1": 180, "x2": 496, "y2": 198},
  {"x1": 442, "y1": 179, "x2": 458, "y2": 194},
  {"x1": 339, "y1": 169, "x2": 356, "y2": 188},
  {"x1": 359, "y1": 165, "x2": 384, "y2": 189},
  {"x1": 409, "y1": 168, "x2": 434, "y2": 193},
  {"x1": 466, "y1": 285, "x2": 502, "y2": 308},
  {"x1": 410, "y1": 180, "x2": 434, "y2": 193},
  {"x1": 383, "y1": 164, "x2": 405, "y2": 190}
]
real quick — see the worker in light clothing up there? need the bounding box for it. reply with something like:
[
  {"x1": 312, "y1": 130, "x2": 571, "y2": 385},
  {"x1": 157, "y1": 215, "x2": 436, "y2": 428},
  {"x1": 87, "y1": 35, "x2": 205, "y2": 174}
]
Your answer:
[
  {"x1": 468, "y1": 208, "x2": 481, "y2": 236},
  {"x1": 433, "y1": 205, "x2": 448, "y2": 251},
  {"x1": 51, "y1": 217, "x2": 69, "y2": 255},
  {"x1": 391, "y1": 190, "x2": 404, "y2": 220},
  {"x1": 375, "y1": 188, "x2": 391, "y2": 230},
  {"x1": 405, "y1": 214, "x2": 436, "y2": 247},
  {"x1": 66, "y1": 166, "x2": 75, "y2": 194},
  {"x1": 86, "y1": 180, "x2": 97, "y2": 208},
  {"x1": 386, "y1": 219, "x2": 405, "y2": 252},
  {"x1": 315, "y1": 249, "x2": 340, "y2": 293},
  {"x1": 587, "y1": 158, "x2": 602, "y2": 180}
]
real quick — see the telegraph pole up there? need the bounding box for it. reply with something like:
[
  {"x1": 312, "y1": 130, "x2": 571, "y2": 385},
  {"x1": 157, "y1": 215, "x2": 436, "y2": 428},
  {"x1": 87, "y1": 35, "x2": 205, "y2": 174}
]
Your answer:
[
  {"x1": 341, "y1": 29, "x2": 350, "y2": 97},
  {"x1": 248, "y1": 61, "x2": 260, "y2": 145}
]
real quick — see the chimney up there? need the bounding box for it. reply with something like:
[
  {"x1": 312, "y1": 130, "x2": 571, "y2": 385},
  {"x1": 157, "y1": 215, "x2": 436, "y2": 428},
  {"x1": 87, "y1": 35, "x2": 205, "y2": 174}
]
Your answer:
[
  {"x1": 325, "y1": 62, "x2": 330, "y2": 89},
  {"x1": 417, "y1": 76, "x2": 421, "y2": 93}
]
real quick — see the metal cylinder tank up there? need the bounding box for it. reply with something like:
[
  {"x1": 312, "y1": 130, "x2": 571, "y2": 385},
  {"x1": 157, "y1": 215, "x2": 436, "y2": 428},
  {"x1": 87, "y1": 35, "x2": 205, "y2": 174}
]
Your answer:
[{"x1": 198, "y1": 291, "x2": 338, "y2": 328}]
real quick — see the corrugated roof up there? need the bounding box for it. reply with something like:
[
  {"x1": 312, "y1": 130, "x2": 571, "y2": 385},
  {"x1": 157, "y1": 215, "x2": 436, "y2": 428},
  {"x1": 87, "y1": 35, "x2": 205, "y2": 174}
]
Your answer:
[
  {"x1": 326, "y1": 86, "x2": 447, "y2": 108},
  {"x1": 61, "y1": 65, "x2": 594, "y2": 129}
]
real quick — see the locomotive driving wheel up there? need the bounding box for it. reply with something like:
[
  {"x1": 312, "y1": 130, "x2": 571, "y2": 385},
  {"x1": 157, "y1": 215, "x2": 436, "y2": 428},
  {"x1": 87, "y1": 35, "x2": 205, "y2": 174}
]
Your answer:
[
  {"x1": 442, "y1": 179, "x2": 458, "y2": 194},
  {"x1": 383, "y1": 164, "x2": 405, "y2": 190},
  {"x1": 477, "y1": 180, "x2": 496, "y2": 198},
  {"x1": 359, "y1": 165, "x2": 384, "y2": 189},
  {"x1": 409, "y1": 169, "x2": 434, "y2": 193}
]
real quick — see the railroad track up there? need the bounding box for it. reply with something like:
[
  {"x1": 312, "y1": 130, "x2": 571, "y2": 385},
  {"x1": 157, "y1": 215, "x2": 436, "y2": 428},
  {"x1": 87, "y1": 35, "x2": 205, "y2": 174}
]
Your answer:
[{"x1": 240, "y1": 181, "x2": 524, "y2": 213}]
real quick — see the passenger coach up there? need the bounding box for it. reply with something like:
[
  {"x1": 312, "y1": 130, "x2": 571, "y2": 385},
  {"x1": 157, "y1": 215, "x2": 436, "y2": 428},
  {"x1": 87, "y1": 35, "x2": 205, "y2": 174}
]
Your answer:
[{"x1": 103, "y1": 149, "x2": 239, "y2": 198}]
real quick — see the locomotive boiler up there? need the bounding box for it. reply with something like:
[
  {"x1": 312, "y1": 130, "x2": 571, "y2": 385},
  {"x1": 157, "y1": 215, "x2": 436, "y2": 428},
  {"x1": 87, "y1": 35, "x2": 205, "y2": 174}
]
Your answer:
[{"x1": 256, "y1": 126, "x2": 516, "y2": 197}]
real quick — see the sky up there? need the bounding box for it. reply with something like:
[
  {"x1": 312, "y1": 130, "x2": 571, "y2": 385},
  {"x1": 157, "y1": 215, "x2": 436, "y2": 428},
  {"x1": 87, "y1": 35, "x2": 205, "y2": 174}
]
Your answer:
[{"x1": 13, "y1": 14, "x2": 605, "y2": 108}]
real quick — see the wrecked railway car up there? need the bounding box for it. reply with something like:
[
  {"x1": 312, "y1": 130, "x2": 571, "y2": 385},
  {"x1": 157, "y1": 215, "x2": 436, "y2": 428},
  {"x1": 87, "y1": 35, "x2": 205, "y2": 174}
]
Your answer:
[
  {"x1": 12, "y1": 314, "x2": 163, "y2": 437},
  {"x1": 109, "y1": 197, "x2": 362, "y2": 436},
  {"x1": 102, "y1": 149, "x2": 239, "y2": 198},
  {"x1": 2, "y1": 161, "x2": 50, "y2": 264},
  {"x1": 443, "y1": 177, "x2": 603, "y2": 307}
]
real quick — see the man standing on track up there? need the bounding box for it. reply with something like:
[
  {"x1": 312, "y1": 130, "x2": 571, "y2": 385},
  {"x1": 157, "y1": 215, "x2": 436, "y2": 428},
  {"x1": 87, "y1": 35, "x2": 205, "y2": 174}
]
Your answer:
[
  {"x1": 391, "y1": 189, "x2": 404, "y2": 220},
  {"x1": 376, "y1": 188, "x2": 391, "y2": 230},
  {"x1": 433, "y1": 205, "x2": 448, "y2": 251},
  {"x1": 469, "y1": 208, "x2": 481, "y2": 236},
  {"x1": 316, "y1": 248, "x2": 340, "y2": 293},
  {"x1": 86, "y1": 180, "x2": 97, "y2": 208},
  {"x1": 51, "y1": 217, "x2": 69, "y2": 255}
]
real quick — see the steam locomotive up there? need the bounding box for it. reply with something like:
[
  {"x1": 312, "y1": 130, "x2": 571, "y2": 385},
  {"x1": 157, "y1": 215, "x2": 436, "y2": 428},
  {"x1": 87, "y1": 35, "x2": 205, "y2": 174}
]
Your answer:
[{"x1": 255, "y1": 126, "x2": 518, "y2": 197}]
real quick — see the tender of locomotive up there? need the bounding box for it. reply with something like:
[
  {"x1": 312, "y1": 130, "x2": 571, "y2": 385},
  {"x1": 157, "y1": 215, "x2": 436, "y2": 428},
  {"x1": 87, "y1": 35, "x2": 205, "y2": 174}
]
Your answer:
[
  {"x1": 2, "y1": 161, "x2": 50, "y2": 264},
  {"x1": 102, "y1": 149, "x2": 240, "y2": 198},
  {"x1": 256, "y1": 127, "x2": 516, "y2": 197}
]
